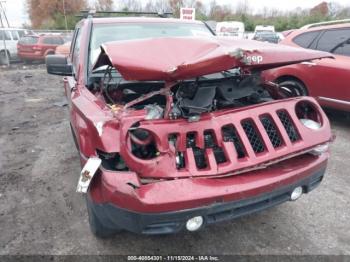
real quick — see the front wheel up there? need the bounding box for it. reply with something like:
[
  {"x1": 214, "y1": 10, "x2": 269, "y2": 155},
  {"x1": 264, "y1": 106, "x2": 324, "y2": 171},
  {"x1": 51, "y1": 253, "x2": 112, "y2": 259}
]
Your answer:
[{"x1": 278, "y1": 80, "x2": 308, "y2": 97}]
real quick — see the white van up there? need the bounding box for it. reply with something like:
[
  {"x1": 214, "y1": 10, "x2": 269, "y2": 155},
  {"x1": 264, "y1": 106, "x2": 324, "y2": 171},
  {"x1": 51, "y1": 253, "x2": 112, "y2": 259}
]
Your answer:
[
  {"x1": 216, "y1": 21, "x2": 245, "y2": 39},
  {"x1": 0, "y1": 28, "x2": 33, "y2": 65},
  {"x1": 254, "y1": 25, "x2": 275, "y2": 33}
]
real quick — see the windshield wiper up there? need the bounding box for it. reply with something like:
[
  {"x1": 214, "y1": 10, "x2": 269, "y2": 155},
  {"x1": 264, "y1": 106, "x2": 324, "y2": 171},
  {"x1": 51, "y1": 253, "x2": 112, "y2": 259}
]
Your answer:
[
  {"x1": 90, "y1": 67, "x2": 122, "y2": 78},
  {"x1": 91, "y1": 65, "x2": 110, "y2": 74}
]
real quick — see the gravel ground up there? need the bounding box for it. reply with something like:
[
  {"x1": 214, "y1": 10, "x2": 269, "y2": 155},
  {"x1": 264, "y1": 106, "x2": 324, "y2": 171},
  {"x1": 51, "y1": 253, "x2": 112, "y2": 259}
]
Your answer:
[{"x1": 0, "y1": 67, "x2": 349, "y2": 255}]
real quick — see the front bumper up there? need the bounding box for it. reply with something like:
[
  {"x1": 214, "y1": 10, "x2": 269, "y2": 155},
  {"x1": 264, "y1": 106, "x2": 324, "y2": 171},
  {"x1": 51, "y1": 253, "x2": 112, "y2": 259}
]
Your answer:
[{"x1": 88, "y1": 153, "x2": 328, "y2": 234}]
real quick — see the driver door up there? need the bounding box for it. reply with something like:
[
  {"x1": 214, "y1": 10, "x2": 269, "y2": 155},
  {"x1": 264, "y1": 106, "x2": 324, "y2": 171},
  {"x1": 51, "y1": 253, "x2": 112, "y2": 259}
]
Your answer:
[{"x1": 307, "y1": 28, "x2": 350, "y2": 105}]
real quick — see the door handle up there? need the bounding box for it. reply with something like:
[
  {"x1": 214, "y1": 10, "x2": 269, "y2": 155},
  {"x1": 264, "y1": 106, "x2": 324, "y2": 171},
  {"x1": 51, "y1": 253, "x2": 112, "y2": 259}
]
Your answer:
[{"x1": 301, "y1": 61, "x2": 317, "y2": 66}]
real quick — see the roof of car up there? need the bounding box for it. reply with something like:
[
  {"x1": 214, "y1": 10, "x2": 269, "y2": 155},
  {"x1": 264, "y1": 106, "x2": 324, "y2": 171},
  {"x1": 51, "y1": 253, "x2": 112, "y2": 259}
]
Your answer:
[
  {"x1": 255, "y1": 31, "x2": 277, "y2": 35},
  {"x1": 91, "y1": 17, "x2": 204, "y2": 25},
  {"x1": 21, "y1": 34, "x2": 63, "y2": 39},
  {"x1": 22, "y1": 34, "x2": 39, "y2": 37},
  {"x1": 286, "y1": 22, "x2": 350, "y2": 40},
  {"x1": 0, "y1": 27, "x2": 28, "y2": 30},
  {"x1": 302, "y1": 22, "x2": 350, "y2": 31}
]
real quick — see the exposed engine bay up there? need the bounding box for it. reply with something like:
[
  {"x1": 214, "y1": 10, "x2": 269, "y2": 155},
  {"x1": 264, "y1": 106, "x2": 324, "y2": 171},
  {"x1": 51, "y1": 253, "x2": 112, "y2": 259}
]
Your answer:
[
  {"x1": 89, "y1": 66, "x2": 279, "y2": 167},
  {"x1": 89, "y1": 66, "x2": 274, "y2": 121}
]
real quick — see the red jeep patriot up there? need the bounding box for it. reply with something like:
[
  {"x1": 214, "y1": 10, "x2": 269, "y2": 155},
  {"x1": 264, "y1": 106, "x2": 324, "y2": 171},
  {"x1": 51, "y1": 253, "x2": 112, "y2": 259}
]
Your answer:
[{"x1": 46, "y1": 13, "x2": 333, "y2": 237}]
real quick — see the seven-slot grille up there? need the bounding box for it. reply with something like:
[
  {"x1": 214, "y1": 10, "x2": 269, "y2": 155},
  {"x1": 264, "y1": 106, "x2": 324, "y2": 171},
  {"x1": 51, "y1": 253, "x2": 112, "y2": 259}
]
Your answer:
[{"x1": 171, "y1": 111, "x2": 301, "y2": 170}]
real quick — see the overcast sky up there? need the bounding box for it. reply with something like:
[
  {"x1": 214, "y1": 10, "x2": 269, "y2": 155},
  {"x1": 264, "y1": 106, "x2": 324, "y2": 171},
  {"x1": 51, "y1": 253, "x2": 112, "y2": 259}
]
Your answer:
[
  {"x1": 207, "y1": 0, "x2": 350, "y2": 11},
  {"x1": 2, "y1": 0, "x2": 350, "y2": 27}
]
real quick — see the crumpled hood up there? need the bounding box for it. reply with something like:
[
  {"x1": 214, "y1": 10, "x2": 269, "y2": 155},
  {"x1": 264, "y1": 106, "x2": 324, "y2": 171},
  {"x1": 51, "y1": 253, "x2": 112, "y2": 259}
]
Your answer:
[{"x1": 93, "y1": 36, "x2": 332, "y2": 81}]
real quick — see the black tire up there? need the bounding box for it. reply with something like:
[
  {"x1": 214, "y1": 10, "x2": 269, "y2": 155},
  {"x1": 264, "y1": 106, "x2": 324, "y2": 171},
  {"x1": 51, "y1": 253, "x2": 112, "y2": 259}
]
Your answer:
[
  {"x1": 86, "y1": 197, "x2": 121, "y2": 238},
  {"x1": 278, "y1": 80, "x2": 308, "y2": 97},
  {"x1": 0, "y1": 50, "x2": 9, "y2": 65}
]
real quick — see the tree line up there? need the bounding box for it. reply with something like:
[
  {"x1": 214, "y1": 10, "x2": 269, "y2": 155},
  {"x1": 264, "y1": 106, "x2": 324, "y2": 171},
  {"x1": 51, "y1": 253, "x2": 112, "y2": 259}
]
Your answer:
[{"x1": 26, "y1": 0, "x2": 350, "y2": 31}]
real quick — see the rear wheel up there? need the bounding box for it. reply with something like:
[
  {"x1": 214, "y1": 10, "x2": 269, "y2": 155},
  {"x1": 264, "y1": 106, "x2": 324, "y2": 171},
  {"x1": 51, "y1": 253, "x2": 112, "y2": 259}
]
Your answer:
[
  {"x1": 86, "y1": 197, "x2": 121, "y2": 238},
  {"x1": 278, "y1": 79, "x2": 308, "y2": 97},
  {"x1": 0, "y1": 50, "x2": 10, "y2": 65}
]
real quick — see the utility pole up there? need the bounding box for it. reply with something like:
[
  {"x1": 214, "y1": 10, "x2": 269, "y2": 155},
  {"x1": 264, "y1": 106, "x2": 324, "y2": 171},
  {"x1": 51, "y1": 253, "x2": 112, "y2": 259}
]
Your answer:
[
  {"x1": 0, "y1": 1, "x2": 9, "y2": 27},
  {"x1": 0, "y1": 0, "x2": 10, "y2": 66},
  {"x1": 63, "y1": 0, "x2": 68, "y2": 31}
]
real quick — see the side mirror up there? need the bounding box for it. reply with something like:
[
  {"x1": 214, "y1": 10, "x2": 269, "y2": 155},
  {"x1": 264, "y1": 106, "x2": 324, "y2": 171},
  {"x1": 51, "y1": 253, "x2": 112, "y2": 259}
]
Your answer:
[{"x1": 46, "y1": 55, "x2": 72, "y2": 76}]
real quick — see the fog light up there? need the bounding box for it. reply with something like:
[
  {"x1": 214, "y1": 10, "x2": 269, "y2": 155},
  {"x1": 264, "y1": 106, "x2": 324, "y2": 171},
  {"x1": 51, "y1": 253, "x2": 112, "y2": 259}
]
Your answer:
[
  {"x1": 309, "y1": 143, "x2": 329, "y2": 156},
  {"x1": 300, "y1": 118, "x2": 321, "y2": 130},
  {"x1": 290, "y1": 186, "x2": 303, "y2": 201},
  {"x1": 186, "y1": 216, "x2": 203, "y2": 231}
]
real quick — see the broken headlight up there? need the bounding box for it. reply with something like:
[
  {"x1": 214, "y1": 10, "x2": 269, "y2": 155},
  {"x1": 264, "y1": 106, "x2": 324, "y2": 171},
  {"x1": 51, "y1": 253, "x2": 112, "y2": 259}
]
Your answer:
[
  {"x1": 296, "y1": 101, "x2": 322, "y2": 130},
  {"x1": 96, "y1": 149, "x2": 128, "y2": 171},
  {"x1": 129, "y1": 128, "x2": 159, "y2": 160}
]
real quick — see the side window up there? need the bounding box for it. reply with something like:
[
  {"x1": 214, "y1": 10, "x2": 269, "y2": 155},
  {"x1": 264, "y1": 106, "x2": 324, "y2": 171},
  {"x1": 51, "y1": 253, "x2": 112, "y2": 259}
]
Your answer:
[
  {"x1": 0, "y1": 30, "x2": 12, "y2": 40},
  {"x1": 51, "y1": 37, "x2": 63, "y2": 45},
  {"x1": 50, "y1": 37, "x2": 57, "y2": 45},
  {"x1": 292, "y1": 31, "x2": 321, "y2": 48},
  {"x1": 17, "y1": 30, "x2": 25, "y2": 38},
  {"x1": 72, "y1": 28, "x2": 82, "y2": 75},
  {"x1": 10, "y1": 31, "x2": 19, "y2": 40},
  {"x1": 42, "y1": 37, "x2": 53, "y2": 44},
  {"x1": 316, "y1": 28, "x2": 350, "y2": 52},
  {"x1": 333, "y1": 43, "x2": 350, "y2": 57},
  {"x1": 58, "y1": 37, "x2": 64, "y2": 45}
]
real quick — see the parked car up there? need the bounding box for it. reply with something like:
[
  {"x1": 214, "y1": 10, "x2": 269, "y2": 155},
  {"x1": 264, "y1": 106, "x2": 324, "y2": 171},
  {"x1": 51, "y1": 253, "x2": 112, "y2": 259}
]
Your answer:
[
  {"x1": 263, "y1": 20, "x2": 350, "y2": 112},
  {"x1": 0, "y1": 28, "x2": 33, "y2": 65},
  {"x1": 17, "y1": 34, "x2": 65, "y2": 63},
  {"x1": 252, "y1": 31, "x2": 280, "y2": 43},
  {"x1": 46, "y1": 14, "x2": 332, "y2": 237},
  {"x1": 55, "y1": 41, "x2": 71, "y2": 57},
  {"x1": 254, "y1": 25, "x2": 275, "y2": 33}
]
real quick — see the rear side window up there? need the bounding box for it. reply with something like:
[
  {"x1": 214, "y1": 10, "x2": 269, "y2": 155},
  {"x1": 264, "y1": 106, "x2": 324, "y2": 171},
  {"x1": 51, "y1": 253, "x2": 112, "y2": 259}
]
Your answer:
[
  {"x1": 316, "y1": 28, "x2": 350, "y2": 53},
  {"x1": 43, "y1": 36, "x2": 64, "y2": 45},
  {"x1": 292, "y1": 31, "x2": 321, "y2": 48},
  {"x1": 0, "y1": 30, "x2": 11, "y2": 40},
  {"x1": 333, "y1": 43, "x2": 350, "y2": 57},
  {"x1": 19, "y1": 36, "x2": 38, "y2": 45},
  {"x1": 53, "y1": 37, "x2": 64, "y2": 45},
  {"x1": 10, "y1": 31, "x2": 19, "y2": 40},
  {"x1": 43, "y1": 37, "x2": 64, "y2": 45},
  {"x1": 42, "y1": 37, "x2": 53, "y2": 44},
  {"x1": 17, "y1": 30, "x2": 25, "y2": 38}
]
